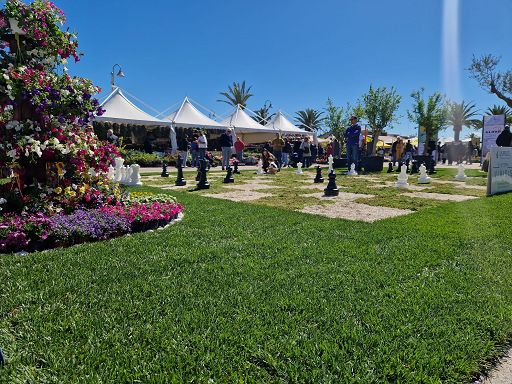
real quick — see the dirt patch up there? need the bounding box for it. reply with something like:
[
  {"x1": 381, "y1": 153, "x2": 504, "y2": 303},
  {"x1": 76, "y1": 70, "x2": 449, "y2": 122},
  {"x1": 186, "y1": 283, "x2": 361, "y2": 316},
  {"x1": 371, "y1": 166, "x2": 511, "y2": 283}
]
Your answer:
[
  {"x1": 300, "y1": 201, "x2": 413, "y2": 222},
  {"x1": 203, "y1": 191, "x2": 272, "y2": 202},
  {"x1": 401, "y1": 192, "x2": 479, "y2": 202},
  {"x1": 224, "y1": 183, "x2": 282, "y2": 191},
  {"x1": 301, "y1": 192, "x2": 375, "y2": 200}
]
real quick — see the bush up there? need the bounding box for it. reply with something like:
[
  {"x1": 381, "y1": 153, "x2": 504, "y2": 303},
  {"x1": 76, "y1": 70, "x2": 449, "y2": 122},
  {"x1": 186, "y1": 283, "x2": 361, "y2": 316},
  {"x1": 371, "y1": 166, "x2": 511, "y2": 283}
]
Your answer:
[{"x1": 121, "y1": 150, "x2": 164, "y2": 167}]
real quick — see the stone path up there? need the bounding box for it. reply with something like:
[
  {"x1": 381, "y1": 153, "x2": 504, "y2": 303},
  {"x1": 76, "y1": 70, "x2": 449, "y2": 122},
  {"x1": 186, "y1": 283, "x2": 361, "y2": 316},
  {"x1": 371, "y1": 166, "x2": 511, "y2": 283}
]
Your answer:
[
  {"x1": 300, "y1": 192, "x2": 413, "y2": 222},
  {"x1": 401, "y1": 192, "x2": 479, "y2": 202},
  {"x1": 369, "y1": 182, "x2": 432, "y2": 191},
  {"x1": 224, "y1": 183, "x2": 282, "y2": 191},
  {"x1": 475, "y1": 349, "x2": 512, "y2": 384},
  {"x1": 203, "y1": 191, "x2": 272, "y2": 202}
]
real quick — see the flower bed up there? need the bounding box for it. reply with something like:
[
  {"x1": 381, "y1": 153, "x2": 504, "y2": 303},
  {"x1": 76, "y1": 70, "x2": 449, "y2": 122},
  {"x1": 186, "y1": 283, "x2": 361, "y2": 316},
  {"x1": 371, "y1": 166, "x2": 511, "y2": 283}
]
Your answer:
[{"x1": 0, "y1": 193, "x2": 184, "y2": 253}]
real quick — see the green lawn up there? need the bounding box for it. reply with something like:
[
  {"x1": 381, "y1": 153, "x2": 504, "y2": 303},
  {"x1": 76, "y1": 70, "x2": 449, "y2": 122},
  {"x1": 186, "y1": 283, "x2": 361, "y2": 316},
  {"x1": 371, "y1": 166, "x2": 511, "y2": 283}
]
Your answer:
[{"x1": 1, "y1": 175, "x2": 511, "y2": 382}]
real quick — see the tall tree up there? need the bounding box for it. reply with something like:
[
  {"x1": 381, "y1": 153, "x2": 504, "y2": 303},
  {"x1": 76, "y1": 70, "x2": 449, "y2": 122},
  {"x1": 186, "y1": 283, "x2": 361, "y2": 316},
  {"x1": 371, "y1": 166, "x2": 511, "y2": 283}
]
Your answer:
[
  {"x1": 324, "y1": 98, "x2": 345, "y2": 139},
  {"x1": 252, "y1": 104, "x2": 274, "y2": 125},
  {"x1": 468, "y1": 54, "x2": 512, "y2": 108},
  {"x1": 408, "y1": 89, "x2": 447, "y2": 155},
  {"x1": 361, "y1": 85, "x2": 401, "y2": 155},
  {"x1": 217, "y1": 81, "x2": 253, "y2": 108},
  {"x1": 486, "y1": 104, "x2": 512, "y2": 124},
  {"x1": 446, "y1": 100, "x2": 481, "y2": 141},
  {"x1": 295, "y1": 108, "x2": 324, "y2": 132}
]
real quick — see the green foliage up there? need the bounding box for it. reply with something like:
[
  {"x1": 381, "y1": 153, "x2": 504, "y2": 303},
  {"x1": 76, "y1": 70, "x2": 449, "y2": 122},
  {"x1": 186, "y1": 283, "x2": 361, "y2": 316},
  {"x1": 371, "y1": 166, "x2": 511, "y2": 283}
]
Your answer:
[
  {"x1": 121, "y1": 150, "x2": 163, "y2": 167},
  {"x1": 252, "y1": 104, "x2": 274, "y2": 125},
  {"x1": 324, "y1": 98, "x2": 345, "y2": 139},
  {"x1": 487, "y1": 104, "x2": 512, "y2": 124},
  {"x1": 0, "y1": 176, "x2": 511, "y2": 382},
  {"x1": 217, "y1": 81, "x2": 253, "y2": 108},
  {"x1": 408, "y1": 89, "x2": 447, "y2": 154},
  {"x1": 446, "y1": 100, "x2": 481, "y2": 141},
  {"x1": 468, "y1": 54, "x2": 512, "y2": 108},
  {"x1": 361, "y1": 85, "x2": 401, "y2": 154},
  {"x1": 294, "y1": 108, "x2": 324, "y2": 131}
]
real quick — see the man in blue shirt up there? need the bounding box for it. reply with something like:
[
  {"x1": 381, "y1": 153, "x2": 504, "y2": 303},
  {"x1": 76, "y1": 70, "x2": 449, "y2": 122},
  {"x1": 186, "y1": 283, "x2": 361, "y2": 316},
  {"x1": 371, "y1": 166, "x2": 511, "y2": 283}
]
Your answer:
[{"x1": 344, "y1": 116, "x2": 362, "y2": 170}]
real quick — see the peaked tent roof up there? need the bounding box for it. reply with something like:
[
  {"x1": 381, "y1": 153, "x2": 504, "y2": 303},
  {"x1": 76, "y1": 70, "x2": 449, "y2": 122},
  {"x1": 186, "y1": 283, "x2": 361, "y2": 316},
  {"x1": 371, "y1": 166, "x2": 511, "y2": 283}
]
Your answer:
[
  {"x1": 220, "y1": 105, "x2": 278, "y2": 133},
  {"x1": 265, "y1": 111, "x2": 310, "y2": 134},
  {"x1": 96, "y1": 87, "x2": 170, "y2": 126},
  {"x1": 166, "y1": 97, "x2": 227, "y2": 129}
]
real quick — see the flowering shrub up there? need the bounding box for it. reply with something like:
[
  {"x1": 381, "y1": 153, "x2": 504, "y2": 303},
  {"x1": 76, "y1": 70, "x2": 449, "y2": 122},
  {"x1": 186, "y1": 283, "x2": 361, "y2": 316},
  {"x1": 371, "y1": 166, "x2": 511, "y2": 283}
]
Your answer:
[{"x1": 0, "y1": 200, "x2": 185, "y2": 253}]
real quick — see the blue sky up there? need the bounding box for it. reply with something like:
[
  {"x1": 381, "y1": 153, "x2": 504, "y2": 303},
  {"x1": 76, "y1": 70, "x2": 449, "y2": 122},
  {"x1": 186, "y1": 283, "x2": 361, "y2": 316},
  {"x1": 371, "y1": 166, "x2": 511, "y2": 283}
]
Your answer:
[{"x1": 49, "y1": 0, "x2": 511, "y2": 137}]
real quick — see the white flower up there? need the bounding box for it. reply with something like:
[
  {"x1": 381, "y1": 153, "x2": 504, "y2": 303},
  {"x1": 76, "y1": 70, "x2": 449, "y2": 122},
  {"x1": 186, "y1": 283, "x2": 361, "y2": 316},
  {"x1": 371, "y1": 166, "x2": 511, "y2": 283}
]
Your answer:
[
  {"x1": 0, "y1": 198, "x2": 7, "y2": 204},
  {"x1": 7, "y1": 148, "x2": 17, "y2": 159}
]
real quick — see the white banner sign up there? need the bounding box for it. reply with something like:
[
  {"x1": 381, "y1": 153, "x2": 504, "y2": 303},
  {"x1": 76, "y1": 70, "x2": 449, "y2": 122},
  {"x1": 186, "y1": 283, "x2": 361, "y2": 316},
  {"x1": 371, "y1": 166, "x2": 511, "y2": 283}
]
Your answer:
[
  {"x1": 487, "y1": 146, "x2": 512, "y2": 196},
  {"x1": 482, "y1": 114, "x2": 506, "y2": 160}
]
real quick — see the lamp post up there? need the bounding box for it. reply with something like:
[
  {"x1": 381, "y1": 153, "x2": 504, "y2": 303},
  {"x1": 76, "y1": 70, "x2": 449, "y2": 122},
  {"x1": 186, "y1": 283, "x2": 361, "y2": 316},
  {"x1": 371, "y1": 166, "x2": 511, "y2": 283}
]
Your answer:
[{"x1": 110, "y1": 64, "x2": 125, "y2": 90}]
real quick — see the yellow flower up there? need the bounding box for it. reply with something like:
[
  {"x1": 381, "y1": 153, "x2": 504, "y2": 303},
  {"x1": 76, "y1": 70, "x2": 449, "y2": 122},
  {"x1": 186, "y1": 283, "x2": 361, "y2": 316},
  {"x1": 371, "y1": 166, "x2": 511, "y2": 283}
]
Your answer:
[
  {"x1": 55, "y1": 187, "x2": 62, "y2": 194},
  {"x1": 79, "y1": 186, "x2": 86, "y2": 194},
  {"x1": 68, "y1": 191, "x2": 76, "y2": 198}
]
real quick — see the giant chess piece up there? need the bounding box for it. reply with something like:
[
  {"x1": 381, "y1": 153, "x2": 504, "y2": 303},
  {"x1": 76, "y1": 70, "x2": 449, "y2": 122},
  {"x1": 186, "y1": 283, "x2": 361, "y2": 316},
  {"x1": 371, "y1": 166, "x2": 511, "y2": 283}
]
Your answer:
[
  {"x1": 347, "y1": 163, "x2": 358, "y2": 176},
  {"x1": 175, "y1": 157, "x2": 186, "y2": 186},
  {"x1": 129, "y1": 164, "x2": 143, "y2": 186},
  {"x1": 114, "y1": 157, "x2": 124, "y2": 182},
  {"x1": 410, "y1": 160, "x2": 418, "y2": 175},
  {"x1": 324, "y1": 170, "x2": 339, "y2": 196},
  {"x1": 233, "y1": 161, "x2": 241, "y2": 174},
  {"x1": 428, "y1": 158, "x2": 437, "y2": 174},
  {"x1": 295, "y1": 162, "x2": 303, "y2": 174},
  {"x1": 107, "y1": 165, "x2": 115, "y2": 181},
  {"x1": 387, "y1": 162, "x2": 393, "y2": 173},
  {"x1": 417, "y1": 164, "x2": 431, "y2": 184},
  {"x1": 223, "y1": 166, "x2": 234, "y2": 183},
  {"x1": 454, "y1": 163, "x2": 466, "y2": 181},
  {"x1": 396, "y1": 161, "x2": 403, "y2": 172},
  {"x1": 327, "y1": 155, "x2": 334, "y2": 174},
  {"x1": 314, "y1": 166, "x2": 324, "y2": 183},
  {"x1": 256, "y1": 160, "x2": 265, "y2": 175},
  {"x1": 395, "y1": 164, "x2": 409, "y2": 188},
  {"x1": 161, "y1": 161, "x2": 169, "y2": 177},
  {"x1": 197, "y1": 159, "x2": 210, "y2": 189}
]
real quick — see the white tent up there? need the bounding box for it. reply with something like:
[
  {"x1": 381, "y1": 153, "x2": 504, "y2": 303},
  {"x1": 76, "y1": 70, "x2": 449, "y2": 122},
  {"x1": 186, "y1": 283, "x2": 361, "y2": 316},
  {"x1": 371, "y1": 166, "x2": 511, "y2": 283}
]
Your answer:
[
  {"x1": 96, "y1": 87, "x2": 177, "y2": 152},
  {"x1": 97, "y1": 87, "x2": 171, "y2": 127},
  {"x1": 221, "y1": 105, "x2": 275, "y2": 133},
  {"x1": 265, "y1": 111, "x2": 311, "y2": 135},
  {"x1": 166, "y1": 97, "x2": 227, "y2": 130}
]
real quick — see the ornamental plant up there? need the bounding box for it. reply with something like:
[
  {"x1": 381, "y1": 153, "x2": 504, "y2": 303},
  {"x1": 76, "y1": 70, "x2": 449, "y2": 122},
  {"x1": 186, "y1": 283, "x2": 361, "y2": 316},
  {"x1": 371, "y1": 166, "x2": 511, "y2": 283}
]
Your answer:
[{"x1": 0, "y1": 0, "x2": 118, "y2": 214}]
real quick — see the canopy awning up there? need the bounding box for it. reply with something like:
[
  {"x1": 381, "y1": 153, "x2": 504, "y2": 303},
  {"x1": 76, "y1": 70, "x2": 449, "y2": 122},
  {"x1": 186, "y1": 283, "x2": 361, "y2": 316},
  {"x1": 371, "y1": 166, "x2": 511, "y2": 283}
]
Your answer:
[
  {"x1": 221, "y1": 105, "x2": 278, "y2": 133},
  {"x1": 166, "y1": 97, "x2": 227, "y2": 130},
  {"x1": 96, "y1": 87, "x2": 171, "y2": 126},
  {"x1": 265, "y1": 111, "x2": 310, "y2": 135}
]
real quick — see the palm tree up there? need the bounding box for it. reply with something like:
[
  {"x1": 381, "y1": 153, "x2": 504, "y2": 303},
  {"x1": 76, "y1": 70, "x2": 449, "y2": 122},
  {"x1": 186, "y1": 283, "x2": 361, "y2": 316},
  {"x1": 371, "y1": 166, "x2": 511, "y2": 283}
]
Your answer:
[
  {"x1": 446, "y1": 100, "x2": 480, "y2": 141},
  {"x1": 295, "y1": 108, "x2": 324, "y2": 132},
  {"x1": 486, "y1": 104, "x2": 512, "y2": 124},
  {"x1": 217, "y1": 81, "x2": 253, "y2": 108},
  {"x1": 252, "y1": 104, "x2": 275, "y2": 125}
]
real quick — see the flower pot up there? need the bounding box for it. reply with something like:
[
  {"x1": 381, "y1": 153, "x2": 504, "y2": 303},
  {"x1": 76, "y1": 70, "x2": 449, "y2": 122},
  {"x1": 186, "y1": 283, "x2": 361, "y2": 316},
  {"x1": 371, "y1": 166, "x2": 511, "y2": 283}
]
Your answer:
[{"x1": 9, "y1": 18, "x2": 25, "y2": 35}]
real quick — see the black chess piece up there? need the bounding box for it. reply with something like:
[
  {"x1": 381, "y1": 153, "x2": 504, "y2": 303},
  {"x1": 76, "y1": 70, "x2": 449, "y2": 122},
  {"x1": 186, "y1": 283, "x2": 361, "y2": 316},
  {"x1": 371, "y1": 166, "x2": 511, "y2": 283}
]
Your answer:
[
  {"x1": 428, "y1": 159, "x2": 437, "y2": 174},
  {"x1": 324, "y1": 170, "x2": 339, "y2": 196},
  {"x1": 233, "y1": 162, "x2": 241, "y2": 174},
  {"x1": 396, "y1": 161, "x2": 403, "y2": 172},
  {"x1": 387, "y1": 162, "x2": 393, "y2": 173},
  {"x1": 161, "y1": 161, "x2": 169, "y2": 177},
  {"x1": 175, "y1": 157, "x2": 186, "y2": 186},
  {"x1": 314, "y1": 166, "x2": 324, "y2": 183},
  {"x1": 197, "y1": 159, "x2": 210, "y2": 189},
  {"x1": 223, "y1": 166, "x2": 234, "y2": 183},
  {"x1": 410, "y1": 160, "x2": 418, "y2": 174}
]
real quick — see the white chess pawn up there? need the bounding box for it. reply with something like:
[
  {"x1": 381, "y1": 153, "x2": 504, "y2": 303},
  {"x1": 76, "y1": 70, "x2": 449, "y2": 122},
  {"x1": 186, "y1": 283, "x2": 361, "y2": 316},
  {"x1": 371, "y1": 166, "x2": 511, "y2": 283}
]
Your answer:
[
  {"x1": 114, "y1": 157, "x2": 124, "y2": 182},
  {"x1": 455, "y1": 164, "x2": 466, "y2": 181},
  {"x1": 296, "y1": 162, "x2": 303, "y2": 174},
  {"x1": 417, "y1": 164, "x2": 431, "y2": 184},
  {"x1": 348, "y1": 163, "x2": 358, "y2": 176},
  {"x1": 396, "y1": 164, "x2": 409, "y2": 188},
  {"x1": 256, "y1": 160, "x2": 265, "y2": 175},
  {"x1": 107, "y1": 165, "x2": 115, "y2": 181}
]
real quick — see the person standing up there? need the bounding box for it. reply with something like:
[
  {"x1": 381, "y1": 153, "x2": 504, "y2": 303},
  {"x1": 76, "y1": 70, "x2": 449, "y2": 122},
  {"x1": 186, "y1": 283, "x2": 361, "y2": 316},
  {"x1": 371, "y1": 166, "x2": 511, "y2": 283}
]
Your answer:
[
  {"x1": 282, "y1": 139, "x2": 292, "y2": 167},
  {"x1": 344, "y1": 116, "x2": 362, "y2": 169},
  {"x1": 177, "y1": 135, "x2": 190, "y2": 167},
  {"x1": 332, "y1": 137, "x2": 340, "y2": 158},
  {"x1": 106, "y1": 129, "x2": 120, "y2": 146},
  {"x1": 271, "y1": 134, "x2": 285, "y2": 169},
  {"x1": 219, "y1": 129, "x2": 234, "y2": 170},
  {"x1": 496, "y1": 125, "x2": 512, "y2": 147},
  {"x1": 300, "y1": 136, "x2": 312, "y2": 167},
  {"x1": 197, "y1": 130, "x2": 208, "y2": 164},
  {"x1": 403, "y1": 139, "x2": 414, "y2": 163},
  {"x1": 234, "y1": 136, "x2": 245, "y2": 161},
  {"x1": 190, "y1": 134, "x2": 199, "y2": 167}
]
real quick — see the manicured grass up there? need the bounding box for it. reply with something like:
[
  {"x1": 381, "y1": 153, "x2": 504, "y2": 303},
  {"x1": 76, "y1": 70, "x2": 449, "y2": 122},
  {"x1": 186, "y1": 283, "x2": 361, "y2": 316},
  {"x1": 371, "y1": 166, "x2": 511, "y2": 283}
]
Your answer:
[{"x1": 1, "y1": 183, "x2": 512, "y2": 382}]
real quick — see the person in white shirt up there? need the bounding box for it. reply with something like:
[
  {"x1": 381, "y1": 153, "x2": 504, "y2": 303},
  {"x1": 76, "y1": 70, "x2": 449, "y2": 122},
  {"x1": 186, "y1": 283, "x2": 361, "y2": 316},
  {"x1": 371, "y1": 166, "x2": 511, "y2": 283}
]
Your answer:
[{"x1": 197, "y1": 131, "x2": 208, "y2": 163}]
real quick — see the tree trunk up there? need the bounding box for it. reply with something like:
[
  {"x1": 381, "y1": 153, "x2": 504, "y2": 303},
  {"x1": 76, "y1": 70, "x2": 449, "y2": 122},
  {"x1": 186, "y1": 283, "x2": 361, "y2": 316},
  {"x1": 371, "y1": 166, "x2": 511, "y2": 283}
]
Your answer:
[
  {"x1": 371, "y1": 128, "x2": 381, "y2": 155},
  {"x1": 490, "y1": 83, "x2": 512, "y2": 108},
  {"x1": 453, "y1": 125, "x2": 462, "y2": 142}
]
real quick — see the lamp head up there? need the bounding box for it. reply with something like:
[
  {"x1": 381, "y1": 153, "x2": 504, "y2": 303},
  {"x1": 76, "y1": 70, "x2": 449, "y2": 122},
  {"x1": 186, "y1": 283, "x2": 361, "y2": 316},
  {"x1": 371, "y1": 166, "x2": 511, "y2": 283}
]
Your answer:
[{"x1": 116, "y1": 69, "x2": 125, "y2": 78}]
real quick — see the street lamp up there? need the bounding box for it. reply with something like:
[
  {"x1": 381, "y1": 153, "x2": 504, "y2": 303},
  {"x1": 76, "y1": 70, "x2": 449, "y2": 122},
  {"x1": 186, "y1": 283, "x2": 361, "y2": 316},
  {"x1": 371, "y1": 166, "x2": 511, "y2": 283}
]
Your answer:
[{"x1": 110, "y1": 64, "x2": 125, "y2": 90}]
